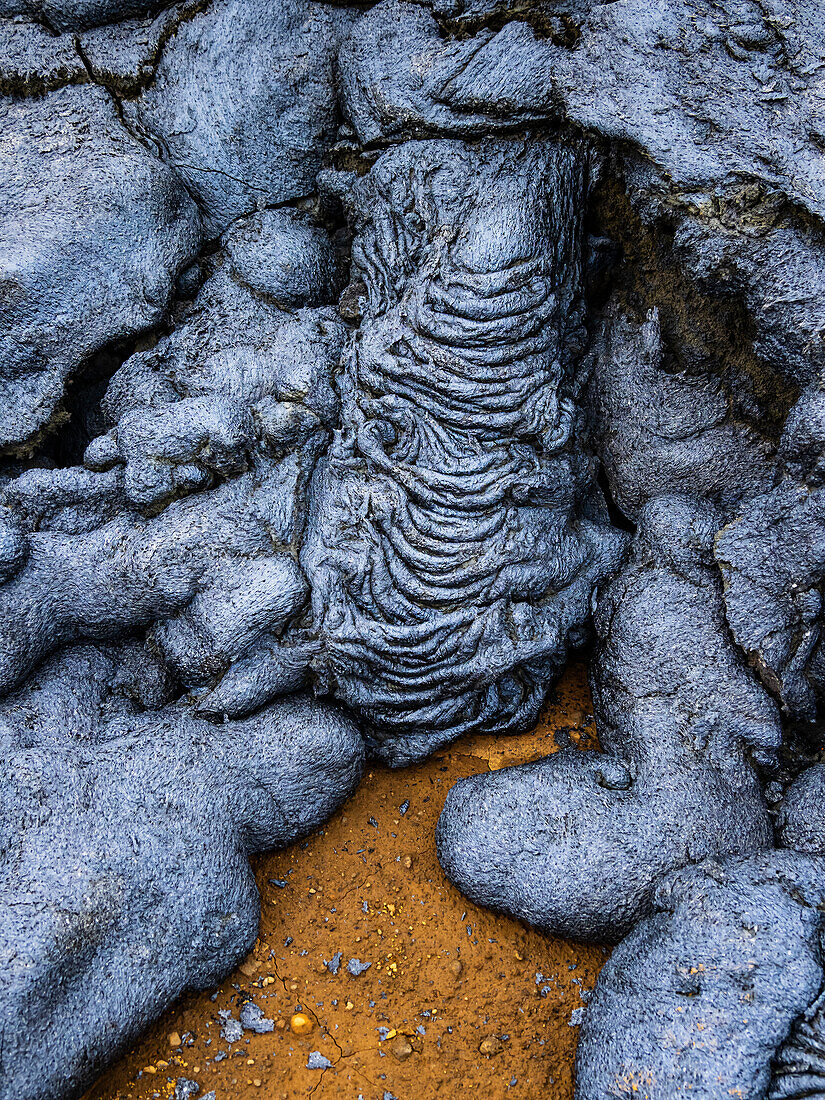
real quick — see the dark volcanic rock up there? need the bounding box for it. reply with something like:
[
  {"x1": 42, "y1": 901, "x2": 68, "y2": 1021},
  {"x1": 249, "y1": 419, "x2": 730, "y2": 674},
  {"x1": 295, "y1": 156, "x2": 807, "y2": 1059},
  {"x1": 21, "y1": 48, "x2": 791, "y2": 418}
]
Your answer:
[
  {"x1": 125, "y1": 0, "x2": 358, "y2": 237},
  {"x1": 0, "y1": 644, "x2": 363, "y2": 1100},
  {"x1": 0, "y1": 18, "x2": 86, "y2": 93},
  {"x1": 4, "y1": 0, "x2": 825, "y2": 1095},
  {"x1": 575, "y1": 852, "x2": 825, "y2": 1100},
  {"x1": 0, "y1": 208, "x2": 345, "y2": 702},
  {"x1": 341, "y1": 0, "x2": 825, "y2": 220},
  {"x1": 437, "y1": 497, "x2": 778, "y2": 941},
  {"x1": 0, "y1": 84, "x2": 200, "y2": 451},
  {"x1": 587, "y1": 303, "x2": 775, "y2": 521},
  {"x1": 777, "y1": 763, "x2": 825, "y2": 855},
  {"x1": 715, "y1": 386, "x2": 825, "y2": 722},
  {"x1": 304, "y1": 136, "x2": 625, "y2": 764}
]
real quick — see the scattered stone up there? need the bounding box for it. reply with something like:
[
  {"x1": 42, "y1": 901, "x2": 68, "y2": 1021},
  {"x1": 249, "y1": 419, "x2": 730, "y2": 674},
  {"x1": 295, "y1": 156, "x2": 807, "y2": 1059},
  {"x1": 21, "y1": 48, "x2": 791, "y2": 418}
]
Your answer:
[
  {"x1": 390, "y1": 1036, "x2": 413, "y2": 1061},
  {"x1": 479, "y1": 1036, "x2": 503, "y2": 1056},
  {"x1": 307, "y1": 1051, "x2": 333, "y2": 1070},
  {"x1": 218, "y1": 1012, "x2": 243, "y2": 1044},
  {"x1": 347, "y1": 959, "x2": 372, "y2": 977},
  {"x1": 239, "y1": 1002, "x2": 275, "y2": 1034},
  {"x1": 325, "y1": 952, "x2": 343, "y2": 975},
  {"x1": 173, "y1": 1080, "x2": 200, "y2": 1100},
  {"x1": 290, "y1": 1013, "x2": 314, "y2": 1036}
]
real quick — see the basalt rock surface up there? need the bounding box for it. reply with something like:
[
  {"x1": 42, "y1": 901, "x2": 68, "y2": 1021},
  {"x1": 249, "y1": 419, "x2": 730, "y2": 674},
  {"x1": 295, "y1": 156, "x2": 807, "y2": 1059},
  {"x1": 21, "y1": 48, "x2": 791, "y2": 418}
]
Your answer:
[
  {"x1": 3, "y1": 0, "x2": 825, "y2": 1097},
  {"x1": 123, "y1": 0, "x2": 357, "y2": 238},
  {"x1": 304, "y1": 137, "x2": 625, "y2": 765},
  {"x1": 0, "y1": 83, "x2": 200, "y2": 451},
  {"x1": 574, "y1": 851, "x2": 825, "y2": 1100},
  {"x1": 437, "y1": 497, "x2": 779, "y2": 941},
  {"x1": 0, "y1": 642, "x2": 363, "y2": 1100}
]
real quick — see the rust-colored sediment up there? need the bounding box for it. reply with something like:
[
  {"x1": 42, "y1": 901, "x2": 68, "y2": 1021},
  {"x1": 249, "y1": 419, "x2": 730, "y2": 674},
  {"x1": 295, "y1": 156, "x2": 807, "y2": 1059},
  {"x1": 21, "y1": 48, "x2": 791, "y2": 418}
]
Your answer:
[{"x1": 86, "y1": 661, "x2": 608, "y2": 1100}]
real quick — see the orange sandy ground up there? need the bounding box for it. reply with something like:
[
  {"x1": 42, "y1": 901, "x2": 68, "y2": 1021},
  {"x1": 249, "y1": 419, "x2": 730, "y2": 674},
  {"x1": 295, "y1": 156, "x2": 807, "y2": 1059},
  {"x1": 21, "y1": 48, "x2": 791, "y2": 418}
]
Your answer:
[{"x1": 86, "y1": 661, "x2": 609, "y2": 1100}]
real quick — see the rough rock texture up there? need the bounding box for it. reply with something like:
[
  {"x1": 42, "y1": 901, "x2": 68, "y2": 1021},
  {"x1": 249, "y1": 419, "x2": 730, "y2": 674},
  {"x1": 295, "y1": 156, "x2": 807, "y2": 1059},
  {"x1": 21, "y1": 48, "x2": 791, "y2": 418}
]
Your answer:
[
  {"x1": 0, "y1": 643, "x2": 363, "y2": 1100},
  {"x1": 623, "y1": 160, "x2": 825, "y2": 392},
  {"x1": 0, "y1": 83, "x2": 200, "y2": 450},
  {"x1": 341, "y1": 0, "x2": 825, "y2": 222},
  {"x1": 4, "y1": 0, "x2": 825, "y2": 1096},
  {"x1": 304, "y1": 136, "x2": 625, "y2": 765},
  {"x1": 777, "y1": 764, "x2": 825, "y2": 855},
  {"x1": 2, "y1": 0, "x2": 171, "y2": 32},
  {"x1": 574, "y1": 852, "x2": 825, "y2": 1100},
  {"x1": 587, "y1": 303, "x2": 775, "y2": 521},
  {"x1": 124, "y1": 0, "x2": 358, "y2": 237},
  {"x1": 0, "y1": 209, "x2": 344, "y2": 703},
  {"x1": 0, "y1": 18, "x2": 86, "y2": 93},
  {"x1": 711, "y1": 388, "x2": 825, "y2": 724},
  {"x1": 716, "y1": 476, "x2": 825, "y2": 721},
  {"x1": 437, "y1": 497, "x2": 778, "y2": 941}
]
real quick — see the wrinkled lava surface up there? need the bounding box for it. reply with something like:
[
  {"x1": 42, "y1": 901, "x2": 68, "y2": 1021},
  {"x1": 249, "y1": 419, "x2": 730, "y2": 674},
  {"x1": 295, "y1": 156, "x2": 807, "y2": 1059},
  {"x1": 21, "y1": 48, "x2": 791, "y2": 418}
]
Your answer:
[{"x1": 86, "y1": 661, "x2": 608, "y2": 1100}]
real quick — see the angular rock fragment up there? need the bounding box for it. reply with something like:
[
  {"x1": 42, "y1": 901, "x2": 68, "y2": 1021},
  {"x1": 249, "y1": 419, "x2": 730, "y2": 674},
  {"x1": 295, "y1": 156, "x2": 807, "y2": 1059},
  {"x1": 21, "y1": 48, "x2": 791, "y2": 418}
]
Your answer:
[
  {"x1": 438, "y1": 497, "x2": 778, "y2": 940},
  {"x1": 0, "y1": 84, "x2": 200, "y2": 450},
  {"x1": 239, "y1": 1001, "x2": 275, "y2": 1034}
]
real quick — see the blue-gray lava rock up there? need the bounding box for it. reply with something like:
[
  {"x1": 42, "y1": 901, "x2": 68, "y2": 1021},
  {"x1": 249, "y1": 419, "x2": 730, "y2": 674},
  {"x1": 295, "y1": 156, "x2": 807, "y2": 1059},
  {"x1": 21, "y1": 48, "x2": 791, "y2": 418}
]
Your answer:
[
  {"x1": 341, "y1": 0, "x2": 825, "y2": 221},
  {"x1": 122, "y1": 0, "x2": 358, "y2": 237},
  {"x1": 347, "y1": 959, "x2": 371, "y2": 976},
  {"x1": 4, "y1": 0, "x2": 825, "y2": 1095},
  {"x1": 437, "y1": 497, "x2": 779, "y2": 941},
  {"x1": 587, "y1": 304, "x2": 776, "y2": 522},
  {"x1": 710, "y1": 384, "x2": 825, "y2": 731},
  {"x1": 0, "y1": 643, "x2": 363, "y2": 1100},
  {"x1": 304, "y1": 136, "x2": 626, "y2": 764},
  {"x1": 0, "y1": 83, "x2": 200, "y2": 450},
  {"x1": 777, "y1": 765, "x2": 825, "y2": 855},
  {"x1": 574, "y1": 852, "x2": 825, "y2": 1100},
  {"x1": 0, "y1": 209, "x2": 346, "y2": 703},
  {"x1": 239, "y1": 1002, "x2": 276, "y2": 1034}
]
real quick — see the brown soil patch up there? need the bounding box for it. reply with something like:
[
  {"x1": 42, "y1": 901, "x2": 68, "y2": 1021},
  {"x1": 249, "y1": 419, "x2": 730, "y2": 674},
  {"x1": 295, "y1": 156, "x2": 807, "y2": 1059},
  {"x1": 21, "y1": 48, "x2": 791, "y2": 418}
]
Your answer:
[{"x1": 86, "y1": 661, "x2": 609, "y2": 1100}]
